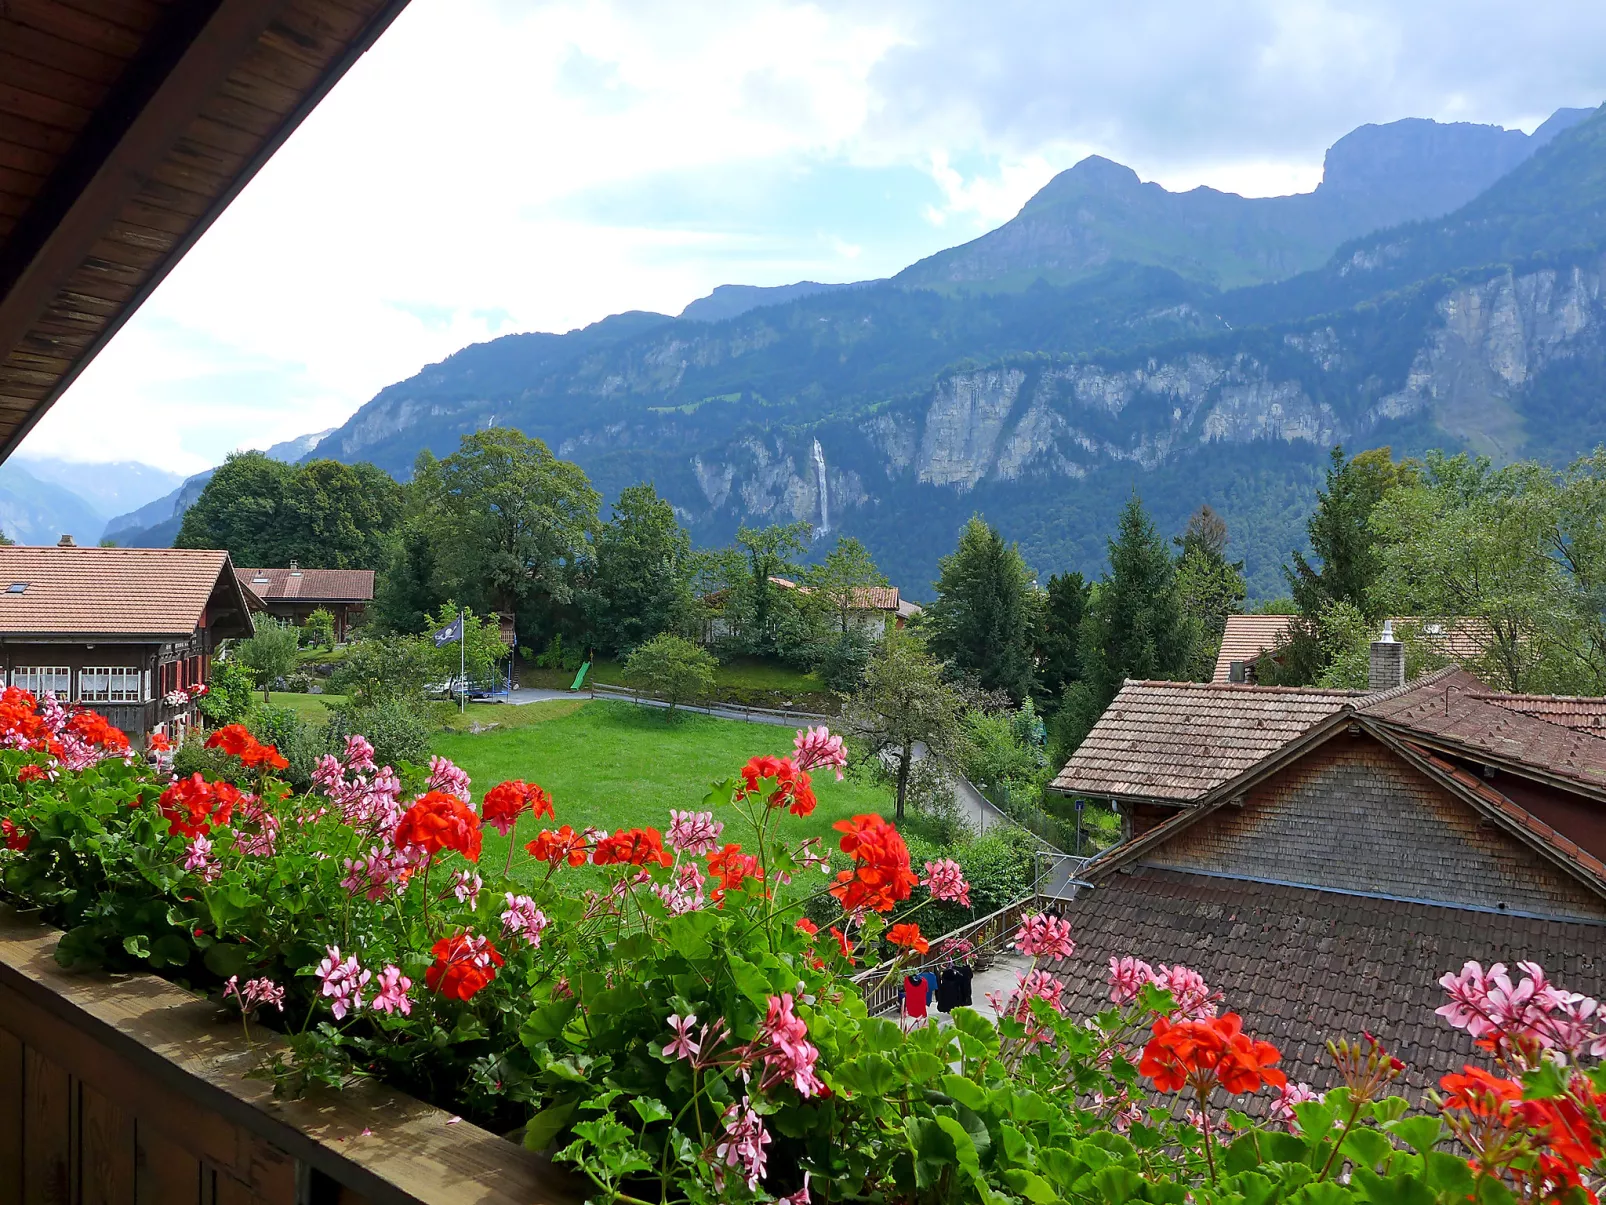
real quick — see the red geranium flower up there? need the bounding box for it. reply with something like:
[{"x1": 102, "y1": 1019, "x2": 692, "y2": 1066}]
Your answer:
[
  {"x1": 481, "y1": 780, "x2": 553, "y2": 837},
  {"x1": 738, "y1": 755, "x2": 817, "y2": 817},
  {"x1": 830, "y1": 925, "x2": 855, "y2": 963},
  {"x1": 147, "y1": 732, "x2": 172, "y2": 752},
  {"x1": 526, "y1": 825, "x2": 587, "y2": 866},
  {"x1": 1140, "y1": 1013, "x2": 1285, "y2": 1096},
  {"x1": 16, "y1": 763, "x2": 47, "y2": 783},
  {"x1": 706, "y1": 842, "x2": 763, "y2": 903},
  {"x1": 395, "y1": 790, "x2": 482, "y2": 862},
  {"x1": 204, "y1": 724, "x2": 288, "y2": 771},
  {"x1": 795, "y1": 917, "x2": 819, "y2": 936},
  {"x1": 67, "y1": 710, "x2": 129, "y2": 752},
  {"x1": 593, "y1": 827, "x2": 672, "y2": 867},
  {"x1": 1, "y1": 817, "x2": 29, "y2": 852},
  {"x1": 157, "y1": 774, "x2": 239, "y2": 838},
  {"x1": 886, "y1": 923, "x2": 930, "y2": 955},
  {"x1": 829, "y1": 814, "x2": 918, "y2": 914},
  {"x1": 424, "y1": 932, "x2": 504, "y2": 1001}
]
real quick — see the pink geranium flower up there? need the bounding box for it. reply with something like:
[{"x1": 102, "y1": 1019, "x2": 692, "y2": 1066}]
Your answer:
[
  {"x1": 792, "y1": 726, "x2": 846, "y2": 778},
  {"x1": 315, "y1": 945, "x2": 370, "y2": 1020},
  {"x1": 665, "y1": 810, "x2": 723, "y2": 856},
  {"x1": 663, "y1": 1013, "x2": 700, "y2": 1061},
  {"x1": 1013, "y1": 912, "x2": 1075, "y2": 960},
  {"x1": 370, "y1": 965, "x2": 412, "y2": 1016},
  {"x1": 920, "y1": 858, "x2": 971, "y2": 906}
]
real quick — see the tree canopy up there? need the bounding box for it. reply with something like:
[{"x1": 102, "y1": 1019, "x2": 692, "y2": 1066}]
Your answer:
[
  {"x1": 924, "y1": 515, "x2": 1037, "y2": 703},
  {"x1": 582, "y1": 483, "x2": 695, "y2": 657}
]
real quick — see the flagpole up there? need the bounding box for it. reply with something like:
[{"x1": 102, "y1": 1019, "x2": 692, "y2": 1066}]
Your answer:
[{"x1": 459, "y1": 608, "x2": 466, "y2": 714}]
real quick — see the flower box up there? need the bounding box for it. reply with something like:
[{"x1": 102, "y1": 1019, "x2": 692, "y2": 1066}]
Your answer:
[{"x1": 0, "y1": 906, "x2": 581, "y2": 1205}]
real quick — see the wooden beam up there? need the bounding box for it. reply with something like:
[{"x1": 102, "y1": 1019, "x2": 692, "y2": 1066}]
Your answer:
[
  {"x1": 0, "y1": 0, "x2": 416, "y2": 463},
  {"x1": 0, "y1": 0, "x2": 290, "y2": 370}
]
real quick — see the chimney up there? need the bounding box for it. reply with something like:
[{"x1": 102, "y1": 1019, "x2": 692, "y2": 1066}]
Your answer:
[
  {"x1": 1368, "y1": 619, "x2": 1405, "y2": 691},
  {"x1": 57, "y1": 534, "x2": 74, "y2": 547},
  {"x1": 289, "y1": 559, "x2": 300, "y2": 575}
]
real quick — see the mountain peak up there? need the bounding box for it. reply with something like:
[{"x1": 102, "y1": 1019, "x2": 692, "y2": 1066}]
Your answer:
[{"x1": 1024, "y1": 156, "x2": 1144, "y2": 210}]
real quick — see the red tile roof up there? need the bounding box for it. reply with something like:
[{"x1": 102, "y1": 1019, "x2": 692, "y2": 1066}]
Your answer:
[
  {"x1": 1211, "y1": 615, "x2": 1295, "y2": 682},
  {"x1": 236, "y1": 568, "x2": 375, "y2": 603},
  {"x1": 766, "y1": 576, "x2": 916, "y2": 613},
  {"x1": 1048, "y1": 680, "x2": 1362, "y2": 803},
  {"x1": 1477, "y1": 693, "x2": 1606, "y2": 736},
  {"x1": 1049, "y1": 868, "x2": 1606, "y2": 1113},
  {"x1": 0, "y1": 546, "x2": 249, "y2": 639}
]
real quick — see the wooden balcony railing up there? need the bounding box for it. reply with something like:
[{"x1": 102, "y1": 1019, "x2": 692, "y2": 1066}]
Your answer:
[{"x1": 0, "y1": 907, "x2": 582, "y2": 1205}]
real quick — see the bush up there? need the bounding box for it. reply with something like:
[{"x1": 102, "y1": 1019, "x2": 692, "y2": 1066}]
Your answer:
[
  {"x1": 327, "y1": 636, "x2": 435, "y2": 708},
  {"x1": 813, "y1": 629, "x2": 872, "y2": 694},
  {"x1": 301, "y1": 608, "x2": 336, "y2": 650},
  {"x1": 623, "y1": 633, "x2": 716, "y2": 714},
  {"x1": 197, "y1": 658, "x2": 255, "y2": 726},
  {"x1": 325, "y1": 697, "x2": 433, "y2": 770},
  {"x1": 243, "y1": 705, "x2": 328, "y2": 789},
  {"x1": 236, "y1": 617, "x2": 300, "y2": 701}
]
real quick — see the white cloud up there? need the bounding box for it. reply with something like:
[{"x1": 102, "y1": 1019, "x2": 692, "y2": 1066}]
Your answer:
[{"x1": 23, "y1": 0, "x2": 1606, "y2": 473}]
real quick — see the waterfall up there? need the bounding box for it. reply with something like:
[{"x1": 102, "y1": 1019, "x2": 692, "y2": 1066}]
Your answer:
[{"x1": 811, "y1": 439, "x2": 830, "y2": 535}]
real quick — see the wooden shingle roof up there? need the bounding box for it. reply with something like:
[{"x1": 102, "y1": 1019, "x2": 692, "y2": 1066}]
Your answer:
[
  {"x1": 1048, "y1": 679, "x2": 1362, "y2": 803},
  {"x1": 236, "y1": 567, "x2": 374, "y2": 603},
  {"x1": 0, "y1": 544, "x2": 252, "y2": 638},
  {"x1": 1049, "y1": 868, "x2": 1606, "y2": 1111},
  {"x1": 1210, "y1": 614, "x2": 1294, "y2": 682},
  {"x1": 0, "y1": 0, "x2": 414, "y2": 458}
]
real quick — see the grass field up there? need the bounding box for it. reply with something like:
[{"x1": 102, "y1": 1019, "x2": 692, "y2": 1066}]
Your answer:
[
  {"x1": 262, "y1": 692, "x2": 347, "y2": 722},
  {"x1": 432, "y1": 699, "x2": 891, "y2": 877},
  {"x1": 519, "y1": 656, "x2": 827, "y2": 700}
]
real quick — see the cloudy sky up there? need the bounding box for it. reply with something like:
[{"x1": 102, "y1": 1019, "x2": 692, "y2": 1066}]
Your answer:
[{"x1": 19, "y1": 0, "x2": 1606, "y2": 475}]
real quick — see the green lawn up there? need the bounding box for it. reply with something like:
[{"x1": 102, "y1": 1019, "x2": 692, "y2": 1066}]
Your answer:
[
  {"x1": 432, "y1": 699, "x2": 890, "y2": 878},
  {"x1": 519, "y1": 656, "x2": 825, "y2": 697},
  {"x1": 262, "y1": 692, "x2": 347, "y2": 722}
]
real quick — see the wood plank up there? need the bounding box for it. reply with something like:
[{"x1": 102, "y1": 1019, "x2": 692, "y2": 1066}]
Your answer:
[
  {"x1": 0, "y1": 80, "x2": 94, "y2": 134},
  {"x1": 0, "y1": 19, "x2": 130, "y2": 86},
  {"x1": 0, "y1": 49, "x2": 115, "y2": 113},
  {"x1": 0, "y1": 110, "x2": 84, "y2": 156},
  {"x1": 22, "y1": 1047, "x2": 72, "y2": 1205},
  {"x1": 182, "y1": 115, "x2": 276, "y2": 158},
  {"x1": 0, "y1": 1028, "x2": 23, "y2": 1204},
  {"x1": 197, "y1": 91, "x2": 286, "y2": 141},
  {"x1": 0, "y1": 138, "x2": 58, "y2": 176},
  {"x1": 0, "y1": 910, "x2": 583, "y2": 1205},
  {"x1": 134, "y1": 1121, "x2": 201, "y2": 1205},
  {"x1": 54, "y1": 0, "x2": 170, "y2": 36},
  {"x1": 0, "y1": 163, "x2": 48, "y2": 197},
  {"x1": 4, "y1": 1, "x2": 148, "y2": 59},
  {"x1": 81, "y1": 1083, "x2": 137, "y2": 1205}
]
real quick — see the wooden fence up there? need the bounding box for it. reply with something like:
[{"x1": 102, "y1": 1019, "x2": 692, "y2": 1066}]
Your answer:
[{"x1": 0, "y1": 908, "x2": 580, "y2": 1205}]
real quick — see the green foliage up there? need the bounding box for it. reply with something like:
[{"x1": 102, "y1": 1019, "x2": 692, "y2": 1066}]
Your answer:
[
  {"x1": 197, "y1": 658, "x2": 255, "y2": 726},
  {"x1": 300, "y1": 608, "x2": 336, "y2": 650},
  {"x1": 327, "y1": 635, "x2": 436, "y2": 708},
  {"x1": 925, "y1": 515, "x2": 1038, "y2": 703},
  {"x1": 1286, "y1": 446, "x2": 1415, "y2": 621},
  {"x1": 176, "y1": 452, "x2": 403, "y2": 569},
  {"x1": 1034, "y1": 570, "x2": 1088, "y2": 709},
  {"x1": 1062, "y1": 496, "x2": 1194, "y2": 752},
  {"x1": 841, "y1": 628, "x2": 970, "y2": 821},
  {"x1": 806, "y1": 536, "x2": 888, "y2": 634},
  {"x1": 622, "y1": 633, "x2": 716, "y2": 714},
  {"x1": 581, "y1": 483, "x2": 696, "y2": 656},
  {"x1": 243, "y1": 705, "x2": 329, "y2": 789},
  {"x1": 1174, "y1": 504, "x2": 1247, "y2": 682},
  {"x1": 236, "y1": 617, "x2": 301, "y2": 702},
  {"x1": 733, "y1": 521, "x2": 811, "y2": 657},
  {"x1": 814, "y1": 628, "x2": 873, "y2": 694},
  {"x1": 372, "y1": 520, "x2": 445, "y2": 634},
  {"x1": 413, "y1": 429, "x2": 600, "y2": 622},
  {"x1": 326, "y1": 697, "x2": 433, "y2": 769}
]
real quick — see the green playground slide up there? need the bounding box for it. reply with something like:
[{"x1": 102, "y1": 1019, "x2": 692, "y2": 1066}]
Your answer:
[{"x1": 569, "y1": 661, "x2": 591, "y2": 692}]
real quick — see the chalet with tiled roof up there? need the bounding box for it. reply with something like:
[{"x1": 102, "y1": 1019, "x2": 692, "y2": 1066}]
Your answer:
[
  {"x1": 1048, "y1": 650, "x2": 1606, "y2": 1105},
  {"x1": 1212, "y1": 613, "x2": 1488, "y2": 683},
  {"x1": 0, "y1": 541, "x2": 255, "y2": 741},
  {"x1": 236, "y1": 564, "x2": 375, "y2": 642}
]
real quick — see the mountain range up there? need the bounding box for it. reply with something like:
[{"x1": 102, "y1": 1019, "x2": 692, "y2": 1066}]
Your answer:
[
  {"x1": 294, "y1": 105, "x2": 1606, "y2": 598},
  {"x1": 36, "y1": 104, "x2": 1606, "y2": 601}
]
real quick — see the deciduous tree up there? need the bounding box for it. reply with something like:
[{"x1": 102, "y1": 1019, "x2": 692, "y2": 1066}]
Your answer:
[
  {"x1": 624, "y1": 633, "x2": 717, "y2": 717},
  {"x1": 583, "y1": 483, "x2": 695, "y2": 656}
]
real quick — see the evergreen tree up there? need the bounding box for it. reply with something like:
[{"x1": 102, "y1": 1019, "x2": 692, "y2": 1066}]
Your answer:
[
  {"x1": 924, "y1": 515, "x2": 1037, "y2": 703},
  {"x1": 1059, "y1": 495, "x2": 1192, "y2": 752},
  {"x1": 1174, "y1": 504, "x2": 1247, "y2": 681},
  {"x1": 1034, "y1": 571, "x2": 1089, "y2": 706},
  {"x1": 1286, "y1": 446, "x2": 1413, "y2": 619},
  {"x1": 584, "y1": 483, "x2": 695, "y2": 656}
]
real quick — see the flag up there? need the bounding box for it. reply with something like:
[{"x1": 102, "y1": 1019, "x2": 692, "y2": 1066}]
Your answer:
[{"x1": 432, "y1": 614, "x2": 464, "y2": 647}]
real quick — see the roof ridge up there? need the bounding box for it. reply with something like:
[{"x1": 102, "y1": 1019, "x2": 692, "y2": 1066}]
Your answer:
[
  {"x1": 1122, "y1": 678, "x2": 1365, "y2": 696},
  {"x1": 1358, "y1": 663, "x2": 1469, "y2": 706},
  {"x1": 1471, "y1": 690, "x2": 1606, "y2": 704}
]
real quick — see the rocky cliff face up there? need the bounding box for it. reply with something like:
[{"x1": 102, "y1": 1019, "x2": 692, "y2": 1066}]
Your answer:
[{"x1": 664, "y1": 255, "x2": 1606, "y2": 534}]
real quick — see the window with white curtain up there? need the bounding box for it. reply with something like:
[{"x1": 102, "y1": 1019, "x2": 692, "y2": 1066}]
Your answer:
[
  {"x1": 80, "y1": 667, "x2": 141, "y2": 703},
  {"x1": 11, "y1": 666, "x2": 69, "y2": 697}
]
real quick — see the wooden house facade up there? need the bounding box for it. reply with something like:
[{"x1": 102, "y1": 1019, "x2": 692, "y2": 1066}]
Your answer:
[
  {"x1": 1048, "y1": 665, "x2": 1606, "y2": 1106},
  {"x1": 0, "y1": 542, "x2": 254, "y2": 740}
]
